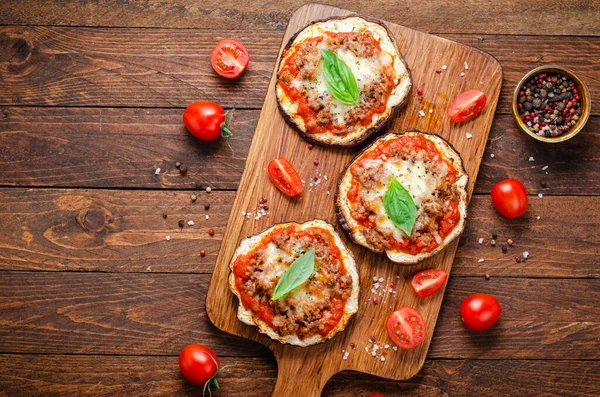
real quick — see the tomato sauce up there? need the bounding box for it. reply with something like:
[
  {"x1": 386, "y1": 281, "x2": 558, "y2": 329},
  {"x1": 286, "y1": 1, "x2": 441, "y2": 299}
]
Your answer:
[
  {"x1": 277, "y1": 32, "x2": 394, "y2": 136},
  {"x1": 347, "y1": 135, "x2": 461, "y2": 254},
  {"x1": 232, "y1": 225, "x2": 348, "y2": 337}
]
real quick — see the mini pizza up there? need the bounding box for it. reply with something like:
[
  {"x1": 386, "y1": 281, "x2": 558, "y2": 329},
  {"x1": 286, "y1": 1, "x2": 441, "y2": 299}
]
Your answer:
[
  {"x1": 229, "y1": 219, "x2": 359, "y2": 346},
  {"x1": 336, "y1": 131, "x2": 469, "y2": 264},
  {"x1": 276, "y1": 16, "x2": 411, "y2": 148}
]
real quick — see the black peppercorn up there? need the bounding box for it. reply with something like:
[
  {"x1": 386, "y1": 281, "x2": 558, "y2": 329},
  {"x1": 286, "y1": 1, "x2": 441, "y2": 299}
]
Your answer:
[
  {"x1": 178, "y1": 220, "x2": 185, "y2": 228},
  {"x1": 179, "y1": 165, "x2": 188, "y2": 175},
  {"x1": 204, "y1": 203, "x2": 210, "y2": 210}
]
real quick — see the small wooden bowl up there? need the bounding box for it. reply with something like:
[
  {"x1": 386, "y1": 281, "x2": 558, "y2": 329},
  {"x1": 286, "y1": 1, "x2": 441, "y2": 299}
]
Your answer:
[{"x1": 512, "y1": 65, "x2": 591, "y2": 143}]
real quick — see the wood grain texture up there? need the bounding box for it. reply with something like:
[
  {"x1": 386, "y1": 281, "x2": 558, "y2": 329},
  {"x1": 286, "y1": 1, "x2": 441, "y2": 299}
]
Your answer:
[
  {"x1": 2, "y1": 107, "x2": 599, "y2": 193},
  {"x1": 1, "y1": 27, "x2": 599, "y2": 114},
  {"x1": 1, "y1": 0, "x2": 598, "y2": 36},
  {"x1": 0, "y1": 355, "x2": 598, "y2": 397},
  {"x1": 1, "y1": 272, "x2": 599, "y2": 359},
  {"x1": 205, "y1": 4, "x2": 503, "y2": 394},
  {"x1": 1, "y1": 188, "x2": 598, "y2": 278}
]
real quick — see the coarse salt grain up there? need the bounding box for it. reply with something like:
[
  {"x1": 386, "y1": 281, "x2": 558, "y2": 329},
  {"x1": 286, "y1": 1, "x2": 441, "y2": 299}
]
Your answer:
[
  {"x1": 380, "y1": 356, "x2": 385, "y2": 362},
  {"x1": 373, "y1": 276, "x2": 378, "y2": 281},
  {"x1": 155, "y1": 167, "x2": 161, "y2": 175},
  {"x1": 378, "y1": 277, "x2": 384, "y2": 283},
  {"x1": 478, "y1": 258, "x2": 485, "y2": 263},
  {"x1": 537, "y1": 216, "x2": 541, "y2": 220},
  {"x1": 441, "y1": 65, "x2": 447, "y2": 70},
  {"x1": 523, "y1": 251, "x2": 529, "y2": 259},
  {"x1": 490, "y1": 153, "x2": 495, "y2": 158},
  {"x1": 529, "y1": 156, "x2": 535, "y2": 162},
  {"x1": 542, "y1": 166, "x2": 549, "y2": 171},
  {"x1": 165, "y1": 235, "x2": 171, "y2": 241},
  {"x1": 418, "y1": 110, "x2": 426, "y2": 117},
  {"x1": 464, "y1": 61, "x2": 469, "y2": 70},
  {"x1": 478, "y1": 238, "x2": 484, "y2": 244},
  {"x1": 205, "y1": 215, "x2": 209, "y2": 220},
  {"x1": 538, "y1": 193, "x2": 543, "y2": 198},
  {"x1": 429, "y1": 109, "x2": 433, "y2": 114},
  {"x1": 466, "y1": 133, "x2": 473, "y2": 139},
  {"x1": 384, "y1": 344, "x2": 389, "y2": 349},
  {"x1": 460, "y1": 72, "x2": 465, "y2": 77},
  {"x1": 392, "y1": 346, "x2": 398, "y2": 351},
  {"x1": 187, "y1": 220, "x2": 194, "y2": 226}
]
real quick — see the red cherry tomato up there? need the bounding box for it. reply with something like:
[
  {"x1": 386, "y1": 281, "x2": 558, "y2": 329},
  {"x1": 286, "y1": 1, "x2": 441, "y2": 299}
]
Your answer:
[
  {"x1": 210, "y1": 39, "x2": 250, "y2": 78},
  {"x1": 183, "y1": 101, "x2": 232, "y2": 141},
  {"x1": 491, "y1": 178, "x2": 528, "y2": 218},
  {"x1": 386, "y1": 307, "x2": 426, "y2": 349},
  {"x1": 267, "y1": 157, "x2": 303, "y2": 197},
  {"x1": 411, "y1": 269, "x2": 448, "y2": 299},
  {"x1": 460, "y1": 294, "x2": 502, "y2": 332},
  {"x1": 448, "y1": 89, "x2": 487, "y2": 123},
  {"x1": 179, "y1": 344, "x2": 220, "y2": 387}
]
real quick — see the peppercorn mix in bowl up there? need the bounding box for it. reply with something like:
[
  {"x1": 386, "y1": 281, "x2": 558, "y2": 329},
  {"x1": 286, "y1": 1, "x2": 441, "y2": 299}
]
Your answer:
[{"x1": 512, "y1": 65, "x2": 590, "y2": 143}]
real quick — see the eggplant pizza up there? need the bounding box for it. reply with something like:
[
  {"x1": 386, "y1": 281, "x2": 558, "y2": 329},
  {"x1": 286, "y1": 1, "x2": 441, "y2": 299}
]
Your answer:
[
  {"x1": 229, "y1": 220, "x2": 359, "y2": 346},
  {"x1": 276, "y1": 16, "x2": 411, "y2": 147},
  {"x1": 336, "y1": 131, "x2": 469, "y2": 264}
]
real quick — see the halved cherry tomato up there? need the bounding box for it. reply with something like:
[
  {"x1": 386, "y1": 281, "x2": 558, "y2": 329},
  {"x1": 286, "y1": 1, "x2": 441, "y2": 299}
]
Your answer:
[
  {"x1": 267, "y1": 157, "x2": 303, "y2": 196},
  {"x1": 411, "y1": 269, "x2": 448, "y2": 299},
  {"x1": 386, "y1": 307, "x2": 426, "y2": 349},
  {"x1": 448, "y1": 89, "x2": 487, "y2": 123},
  {"x1": 491, "y1": 178, "x2": 528, "y2": 219},
  {"x1": 460, "y1": 293, "x2": 501, "y2": 332},
  {"x1": 210, "y1": 39, "x2": 250, "y2": 78}
]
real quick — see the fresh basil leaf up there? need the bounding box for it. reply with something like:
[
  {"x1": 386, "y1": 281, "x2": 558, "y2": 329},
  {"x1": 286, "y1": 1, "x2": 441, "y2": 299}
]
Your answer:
[
  {"x1": 271, "y1": 248, "x2": 316, "y2": 300},
  {"x1": 321, "y1": 49, "x2": 360, "y2": 105},
  {"x1": 383, "y1": 178, "x2": 417, "y2": 237}
]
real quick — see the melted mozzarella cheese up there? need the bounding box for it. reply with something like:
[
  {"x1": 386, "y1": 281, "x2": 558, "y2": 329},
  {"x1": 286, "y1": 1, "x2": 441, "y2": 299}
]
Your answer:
[
  {"x1": 253, "y1": 242, "x2": 331, "y2": 312},
  {"x1": 359, "y1": 157, "x2": 448, "y2": 240},
  {"x1": 293, "y1": 43, "x2": 391, "y2": 126}
]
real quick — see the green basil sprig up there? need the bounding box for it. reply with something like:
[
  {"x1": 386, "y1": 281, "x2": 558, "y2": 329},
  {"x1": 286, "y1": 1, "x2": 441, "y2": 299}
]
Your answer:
[
  {"x1": 383, "y1": 178, "x2": 417, "y2": 236},
  {"x1": 321, "y1": 49, "x2": 360, "y2": 105},
  {"x1": 271, "y1": 248, "x2": 316, "y2": 300}
]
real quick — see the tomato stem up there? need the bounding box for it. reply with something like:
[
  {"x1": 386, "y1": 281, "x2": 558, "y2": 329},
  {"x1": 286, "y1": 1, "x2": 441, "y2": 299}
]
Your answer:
[{"x1": 220, "y1": 108, "x2": 235, "y2": 152}]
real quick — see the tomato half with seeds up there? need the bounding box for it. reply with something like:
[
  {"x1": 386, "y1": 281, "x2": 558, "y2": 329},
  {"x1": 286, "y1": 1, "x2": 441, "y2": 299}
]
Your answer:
[
  {"x1": 460, "y1": 293, "x2": 502, "y2": 332},
  {"x1": 267, "y1": 157, "x2": 303, "y2": 197},
  {"x1": 210, "y1": 39, "x2": 250, "y2": 78},
  {"x1": 411, "y1": 269, "x2": 448, "y2": 299},
  {"x1": 491, "y1": 178, "x2": 528, "y2": 219},
  {"x1": 448, "y1": 89, "x2": 487, "y2": 123},
  {"x1": 386, "y1": 307, "x2": 426, "y2": 349}
]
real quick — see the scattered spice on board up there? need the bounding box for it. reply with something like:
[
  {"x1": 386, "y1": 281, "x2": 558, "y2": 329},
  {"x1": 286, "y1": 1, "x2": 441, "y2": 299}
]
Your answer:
[
  {"x1": 517, "y1": 72, "x2": 582, "y2": 137},
  {"x1": 191, "y1": 193, "x2": 197, "y2": 202},
  {"x1": 200, "y1": 250, "x2": 206, "y2": 257},
  {"x1": 179, "y1": 164, "x2": 188, "y2": 175},
  {"x1": 162, "y1": 212, "x2": 168, "y2": 219},
  {"x1": 204, "y1": 203, "x2": 210, "y2": 210},
  {"x1": 208, "y1": 228, "x2": 215, "y2": 236},
  {"x1": 417, "y1": 87, "x2": 423, "y2": 95},
  {"x1": 175, "y1": 161, "x2": 181, "y2": 168},
  {"x1": 178, "y1": 219, "x2": 185, "y2": 228}
]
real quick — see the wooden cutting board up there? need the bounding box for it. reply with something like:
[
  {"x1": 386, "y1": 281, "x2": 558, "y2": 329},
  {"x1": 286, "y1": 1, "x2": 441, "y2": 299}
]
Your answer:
[{"x1": 206, "y1": 4, "x2": 502, "y2": 396}]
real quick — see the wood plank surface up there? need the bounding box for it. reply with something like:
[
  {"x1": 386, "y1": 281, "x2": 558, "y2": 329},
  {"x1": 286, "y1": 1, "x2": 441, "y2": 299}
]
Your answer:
[
  {"x1": 1, "y1": 271, "x2": 599, "y2": 360},
  {"x1": 1, "y1": 188, "x2": 598, "y2": 278},
  {"x1": 0, "y1": 355, "x2": 598, "y2": 397},
  {"x1": 206, "y1": 4, "x2": 503, "y2": 393},
  {"x1": 1, "y1": 0, "x2": 598, "y2": 36},
  {"x1": 1, "y1": 27, "x2": 598, "y2": 114},
  {"x1": 2, "y1": 107, "x2": 599, "y2": 194}
]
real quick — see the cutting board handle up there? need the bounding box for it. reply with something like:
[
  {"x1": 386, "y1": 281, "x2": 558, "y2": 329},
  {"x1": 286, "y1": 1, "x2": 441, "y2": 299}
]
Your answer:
[{"x1": 271, "y1": 354, "x2": 330, "y2": 397}]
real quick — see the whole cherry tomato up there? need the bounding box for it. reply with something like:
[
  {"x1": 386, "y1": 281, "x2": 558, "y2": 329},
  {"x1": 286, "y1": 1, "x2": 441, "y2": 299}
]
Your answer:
[
  {"x1": 491, "y1": 178, "x2": 528, "y2": 218},
  {"x1": 183, "y1": 101, "x2": 232, "y2": 141},
  {"x1": 179, "y1": 344, "x2": 220, "y2": 387},
  {"x1": 460, "y1": 294, "x2": 502, "y2": 332}
]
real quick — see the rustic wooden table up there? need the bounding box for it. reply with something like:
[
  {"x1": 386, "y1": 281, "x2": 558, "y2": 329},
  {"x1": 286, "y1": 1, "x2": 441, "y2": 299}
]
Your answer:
[{"x1": 0, "y1": 1, "x2": 599, "y2": 396}]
